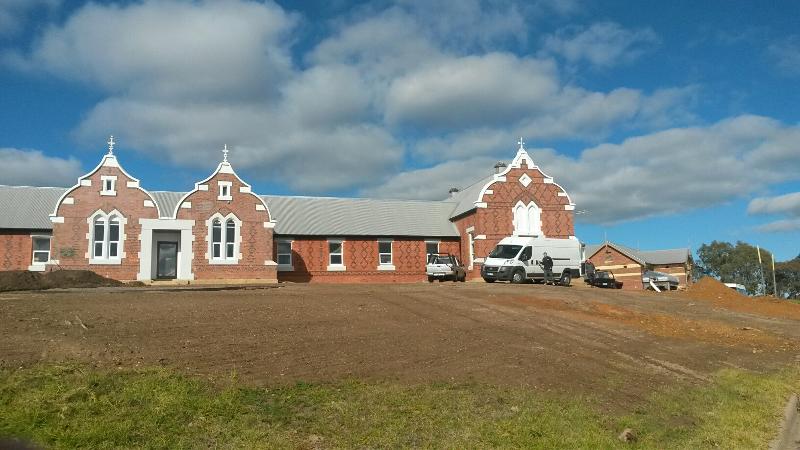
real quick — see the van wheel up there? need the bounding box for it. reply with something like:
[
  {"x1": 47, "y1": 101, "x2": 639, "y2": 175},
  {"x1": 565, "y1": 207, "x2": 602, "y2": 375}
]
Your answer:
[
  {"x1": 511, "y1": 269, "x2": 525, "y2": 284},
  {"x1": 560, "y1": 272, "x2": 572, "y2": 287}
]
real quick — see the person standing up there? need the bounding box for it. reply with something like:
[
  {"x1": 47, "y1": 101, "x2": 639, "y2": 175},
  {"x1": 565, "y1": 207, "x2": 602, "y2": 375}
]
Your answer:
[{"x1": 541, "y1": 252, "x2": 554, "y2": 285}]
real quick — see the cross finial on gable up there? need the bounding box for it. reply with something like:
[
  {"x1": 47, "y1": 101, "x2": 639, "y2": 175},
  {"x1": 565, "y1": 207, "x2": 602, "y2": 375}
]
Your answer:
[
  {"x1": 222, "y1": 144, "x2": 229, "y2": 163},
  {"x1": 107, "y1": 135, "x2": 115, "y2": 155},
  {"x1": 517, "y1": 137, "x2": 525, "y2": 150}
]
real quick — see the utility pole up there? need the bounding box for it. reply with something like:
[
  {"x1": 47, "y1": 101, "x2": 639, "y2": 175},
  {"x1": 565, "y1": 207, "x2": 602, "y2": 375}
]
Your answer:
[
  {"x1": 772, "y1": 253, "x2": 778, "y2": 298},
  {"x1": 756, "y1": 246, "x2": 766, "y2": 296}
]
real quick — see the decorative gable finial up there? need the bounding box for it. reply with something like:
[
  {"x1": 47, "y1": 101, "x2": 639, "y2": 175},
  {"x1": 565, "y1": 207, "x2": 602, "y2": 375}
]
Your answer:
[
  {"x1": 107, "y1": 135, "x2": 115, "y2": 155},
  {"x1": 517, "y1": 137, "x2": 525, "y2": 150},
  {"x1": 222, "y1": 144, "x2": 229, "y2": 163}
]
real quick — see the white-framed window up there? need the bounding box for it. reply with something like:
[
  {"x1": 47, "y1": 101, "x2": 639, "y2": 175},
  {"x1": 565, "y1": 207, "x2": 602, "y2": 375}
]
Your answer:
[
  {"x1": 425, "y1": 240, "x2": 439, "y2": 264},
  {"x1": 327, "y1": 239, "x2": 345, "y2": 271},
  {"x1": 218, "y1": 181, "x2": 232, "y2": 200},
  {"x1": 513, "y1": 200, "x2": 541, "y2": 236},
  {"x1": 100, "y1": 175, "x2": 117, "y2": 196},
  {"x1": 89, "y1": 210, "x2": 125, "y2": 264},
  {"x1": 277, "y1": 239, "x2": 292, "y2": 270},
  {"x1": 377, "y1": 240, "x2": 394, "y2": 270},
  {"x1": 207, "y1": 213, "x2": 240, "y2": 264},
  {"x1": 31, "y1": 236, "x2": 51, "y2": 264}
]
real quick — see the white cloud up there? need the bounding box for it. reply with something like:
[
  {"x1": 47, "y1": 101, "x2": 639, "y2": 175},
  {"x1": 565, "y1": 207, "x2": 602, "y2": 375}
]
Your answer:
[
  {"x1": 362, "y1": 157, "x2": 496, "y2": 200},
  {"x1": 15, "y1": 0, "x2": 295, "y2": 101},
  {"x1": 0, "y1": 148, "x2": 82, "y2": 187},
  {"x1": 542, "y1": 21, "x2": 659, "y2": 67},
  {"x1": 768, "y1": 36, "x2": 800, "y2": 76},
  {"x1": 0, "y1": 0, "x2": 59, "y2": 37},
  {"x1": 749, "y1": 191, "x2": 800, "y2": 233},
  {"x1": 748, "y1": 192, "x2": 800, "y2": 216},
  {"x1": 756, "y1": 219, "x2": 800, "y2": 233},
  {"x1": 370, "y1": 116, "x2": 800, "y2": 224}
]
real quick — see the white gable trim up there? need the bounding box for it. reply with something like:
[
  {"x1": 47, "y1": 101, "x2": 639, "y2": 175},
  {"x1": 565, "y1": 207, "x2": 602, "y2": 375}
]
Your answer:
[
  {"x1": 50, "y1": 151, "x2": 162, "y2": 219},
  {"x1": 170, "y1": 160, "x2": 273, "y2": 221}
]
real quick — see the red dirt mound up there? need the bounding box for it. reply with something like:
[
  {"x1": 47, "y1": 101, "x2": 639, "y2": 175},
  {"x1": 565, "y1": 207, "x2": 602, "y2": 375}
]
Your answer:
[
  {"x1": 0, "y1": 270, "x2": 123, "y2": 292},
  {"x1": 681, "y1": 276, "x2": 800, "y2": 320},
  {"x1": 687, "y1": 276, "x2": 747, "y2": 302}
]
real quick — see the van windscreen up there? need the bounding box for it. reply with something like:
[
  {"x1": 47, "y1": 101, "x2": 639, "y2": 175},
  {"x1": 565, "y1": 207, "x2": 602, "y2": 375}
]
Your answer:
[{"x1": 489, "y1": 245, "x2": 522, "y2": 259}]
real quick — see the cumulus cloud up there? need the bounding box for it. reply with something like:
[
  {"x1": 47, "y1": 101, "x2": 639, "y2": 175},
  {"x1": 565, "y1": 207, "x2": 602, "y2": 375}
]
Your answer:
[
  {"x1": 543, "y1": 21, "x2": 659, "y2": 67},
  {"x1": 0, "y1": 148, "x2": 82, "y2": 187},
  {"x1": 362, "y1": 157, "x2": 497, "y2": 200},
  {"x1": 369, "y1": 116, "x2": 800, "y2": 225},
  {"x1": 749, "y1": 192, "x2": 800, "y2": 233}
]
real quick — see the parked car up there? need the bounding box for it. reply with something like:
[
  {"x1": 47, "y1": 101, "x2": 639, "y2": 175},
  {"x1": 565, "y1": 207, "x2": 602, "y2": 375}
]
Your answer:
[
  {"x1": 588, "y1": 271, "x2": 623, "y2": 289},
  {"x1": 481, "y1": 236, "x2": 582, "y2": 285},
  {"x1": 426, "y1": 254, "x2": 466, "y2": 282},
  {"x1": 642, "y1": 270, "x2": 679, "y2": 291}
]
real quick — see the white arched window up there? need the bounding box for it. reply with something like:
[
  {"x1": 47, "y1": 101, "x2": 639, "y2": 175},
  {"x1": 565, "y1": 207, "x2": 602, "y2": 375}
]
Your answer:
[
  {"x1": 513, "y1": 201, "x2": 542, "y2": 236},
  {"x1": 89, "y1": 210, "x2": 126, "y2": 263},
  {"x1": 211, "y1": 219, "x2": 222, "y2": 258},
  {"x1": 207, "y1": 213, "x2": 240, "y2": 264}
]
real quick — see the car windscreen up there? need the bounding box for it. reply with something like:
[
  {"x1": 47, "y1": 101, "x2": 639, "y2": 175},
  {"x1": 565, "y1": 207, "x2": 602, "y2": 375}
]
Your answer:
[
  {"x1": 596, "y1": 272, "x2": 611, "y2": 279},
  {"x1": 433, "y1": 256, "x2": 454, "y2": 264},
  {"x1": 488, "y1": 245, "x2": 522, "y2": 259}
]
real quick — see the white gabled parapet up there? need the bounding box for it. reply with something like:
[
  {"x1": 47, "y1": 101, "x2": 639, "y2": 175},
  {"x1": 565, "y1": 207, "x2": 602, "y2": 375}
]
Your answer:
[
  {"x1": 63, "y1": 197, "x2": 74, "y2": 205},
  {"x1": 80, "y1": 179, "x2": 92, "y2": 187},
  {"x1": 127, "y1": 180, "x2": 139, "y2": 188},
  {"x1": 256, "y1": 204, "x2": 266, "y2": 211},
  {"x1": 240, "y1": 186, "x2": 251, "y2": 193},
  {"x1": 181, "y1": 202, "x2": 192, "y2": 209},
  {"x1": 198, "y1": 184, "x2": 208, "y2": 191},
  {"x1": 144, "y1": 200, "x2": 154, "y2": 208}
]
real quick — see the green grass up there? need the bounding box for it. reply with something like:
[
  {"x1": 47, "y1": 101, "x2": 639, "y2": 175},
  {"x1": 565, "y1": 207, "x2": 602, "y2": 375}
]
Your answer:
[{"x1": 0, "y1": 365, "x2": 797, "y2": 449}]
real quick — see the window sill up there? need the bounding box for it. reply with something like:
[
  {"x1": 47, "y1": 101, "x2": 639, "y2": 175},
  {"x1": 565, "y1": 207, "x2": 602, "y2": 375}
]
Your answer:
[
  {"x1": 28, "y1": 264, "x2": 47, "y2": 272},
  {"x1": 208, "y1": 258, "x2": 239, "y2": 265},
  {"x1": 100, "y1": 191, "x2": 116, "y2": 196},
  {"x1": 327, "y1": 265, "x2": 347, "y2": 272},
  {"x1": 278, "y1": 264, "x2": 294, "y2": 272},
  {"x1": 90, "y1": 258, "x2": 122, "y2": 265},
  {"x1": 376, "y1": 264, "x2": 396, "y2": 271}
]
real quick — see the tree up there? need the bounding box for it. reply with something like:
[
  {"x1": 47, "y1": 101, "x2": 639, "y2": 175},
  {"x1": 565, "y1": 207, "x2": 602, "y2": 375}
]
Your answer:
[
  {"x1": 775, "y1": 256, "x2": 800, "y2": 299},
  {"x1": 695, "y1": 240, "x2": 774, "y2": 296}
]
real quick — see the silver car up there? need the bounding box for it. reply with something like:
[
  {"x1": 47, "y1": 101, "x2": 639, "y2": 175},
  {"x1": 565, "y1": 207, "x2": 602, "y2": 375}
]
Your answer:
[{"x1": 642, "y1": 270, "x2": 679, "y2": 290}]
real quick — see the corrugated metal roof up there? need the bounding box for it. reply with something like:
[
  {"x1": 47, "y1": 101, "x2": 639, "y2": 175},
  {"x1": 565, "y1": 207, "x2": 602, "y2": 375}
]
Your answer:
[
  {"x1": 0, "y1": 185, "x2": 67, "y2": 229},
  {"x1": 264, "y1": 195, "x2": 459, "y2": 237},
  {"x1": 0, "y1": 186, "x2": 460, "y2": 237},
  {"x1": 448, "y1": 174, "x2": 493, "y2": 219},
  {"x1": 586, "y1": 242, "x2": 690, "y2": 265}
]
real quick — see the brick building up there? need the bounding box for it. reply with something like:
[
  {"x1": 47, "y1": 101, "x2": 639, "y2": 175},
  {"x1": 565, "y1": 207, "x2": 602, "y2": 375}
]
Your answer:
[
  {"x1": 585, "y1": 242, "x2": 693, "y2": 290},
  {"x1": 0, "y1": 138, "x2": 577, "y2": 283}
]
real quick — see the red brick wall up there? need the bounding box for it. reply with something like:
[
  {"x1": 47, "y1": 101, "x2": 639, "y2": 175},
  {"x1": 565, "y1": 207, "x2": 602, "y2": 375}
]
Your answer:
[
  {"x1": 276, "y1": 237, "x2": 461, "y2": 283},
  {"x1": 52, "y1": 161, "x2": 159, "y2": 280},
  {"x1": 1, "y1": 230, "x2": 33, "y2": 270},
  {"x1": 452, "y1": 164, "x2": 575, "y2": 280},
  {"x1": 587, "y1": 245, "x2": 643, "y2": 290},
  {"x1": 176, "y1": 170, "x2": 276, "y2": 281}
]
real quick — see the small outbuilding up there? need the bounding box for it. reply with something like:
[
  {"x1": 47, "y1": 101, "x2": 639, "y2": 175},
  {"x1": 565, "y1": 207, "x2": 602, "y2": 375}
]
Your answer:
[{"x1": 585, "y1": 241, "x2": 693, "y2": 290}]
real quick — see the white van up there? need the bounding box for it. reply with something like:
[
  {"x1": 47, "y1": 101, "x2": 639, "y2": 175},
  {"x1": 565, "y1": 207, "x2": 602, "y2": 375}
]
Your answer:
[{"x1": 481, "y1": 236, "x2": 583, "y2": 285}]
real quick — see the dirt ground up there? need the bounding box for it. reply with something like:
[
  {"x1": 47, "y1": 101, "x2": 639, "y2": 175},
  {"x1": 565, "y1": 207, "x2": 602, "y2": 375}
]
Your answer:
[{"x1": 1, "y1": 281, "x2": 799, "y2": 410}]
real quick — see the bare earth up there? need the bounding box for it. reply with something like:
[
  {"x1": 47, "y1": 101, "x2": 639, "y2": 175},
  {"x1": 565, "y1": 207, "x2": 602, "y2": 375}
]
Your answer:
[{"x1": 1, "y1": 282, "x2": 799, "y2": 409}]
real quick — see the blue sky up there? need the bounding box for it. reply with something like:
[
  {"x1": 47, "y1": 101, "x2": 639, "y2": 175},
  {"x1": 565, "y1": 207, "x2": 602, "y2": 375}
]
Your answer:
[{"x1": 1, "y1": 0, "x2": 799, "y2": 260}]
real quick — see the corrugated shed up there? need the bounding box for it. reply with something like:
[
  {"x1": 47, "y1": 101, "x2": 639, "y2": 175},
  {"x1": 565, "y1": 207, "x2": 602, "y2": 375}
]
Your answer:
[
  {"x1": 0, "y1": 185, "x2": 67, "y2": 229},
  {"x1": 586, "y1": 242, "x2": 690, "y2": 265},
  {"x1": 264, "y1": 196, "x2": 459, "y2": 237}
]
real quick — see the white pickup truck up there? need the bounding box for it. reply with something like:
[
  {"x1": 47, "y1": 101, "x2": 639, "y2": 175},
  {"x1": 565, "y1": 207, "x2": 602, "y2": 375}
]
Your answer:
[
  {"x1": 481, "y1": 236, "x2": 583, "y2": 285},
  {"x1": 426, "y1": 254, "x2": 467, "y2": 282}
]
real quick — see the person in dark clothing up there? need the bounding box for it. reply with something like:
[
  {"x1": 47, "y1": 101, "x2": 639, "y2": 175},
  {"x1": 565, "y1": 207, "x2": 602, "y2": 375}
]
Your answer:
[{"x1": 541, "y1": 252, "x2": 554, "y2": 285}]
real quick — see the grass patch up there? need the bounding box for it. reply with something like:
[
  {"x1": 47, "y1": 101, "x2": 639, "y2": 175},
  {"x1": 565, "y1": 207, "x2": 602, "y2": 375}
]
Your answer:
[{"x1": 0, "y1": 365, "x2": 797, "y2": 449}]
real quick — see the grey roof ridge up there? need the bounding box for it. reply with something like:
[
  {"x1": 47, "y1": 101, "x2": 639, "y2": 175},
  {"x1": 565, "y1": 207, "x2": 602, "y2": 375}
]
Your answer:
[{"x1": 0, "y1": 184, "x2": 68, "y2": 190}]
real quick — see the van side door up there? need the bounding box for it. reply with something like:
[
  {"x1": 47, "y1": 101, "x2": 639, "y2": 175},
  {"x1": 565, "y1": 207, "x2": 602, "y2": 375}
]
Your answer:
[{"x1": 518, "y1": 246, "x2": 533, "y2": 273}]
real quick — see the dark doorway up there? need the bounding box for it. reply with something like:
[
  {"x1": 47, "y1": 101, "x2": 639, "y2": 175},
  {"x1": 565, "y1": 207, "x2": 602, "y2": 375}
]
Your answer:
[{"x1": 156, "y1": 241, "x2": 178, "y2": 279}]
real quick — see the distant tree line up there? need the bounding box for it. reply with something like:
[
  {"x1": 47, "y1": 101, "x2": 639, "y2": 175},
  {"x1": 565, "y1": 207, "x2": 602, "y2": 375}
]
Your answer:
[{"x1": 695, "y1": 241, "x2": 799, "y2": 299}]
